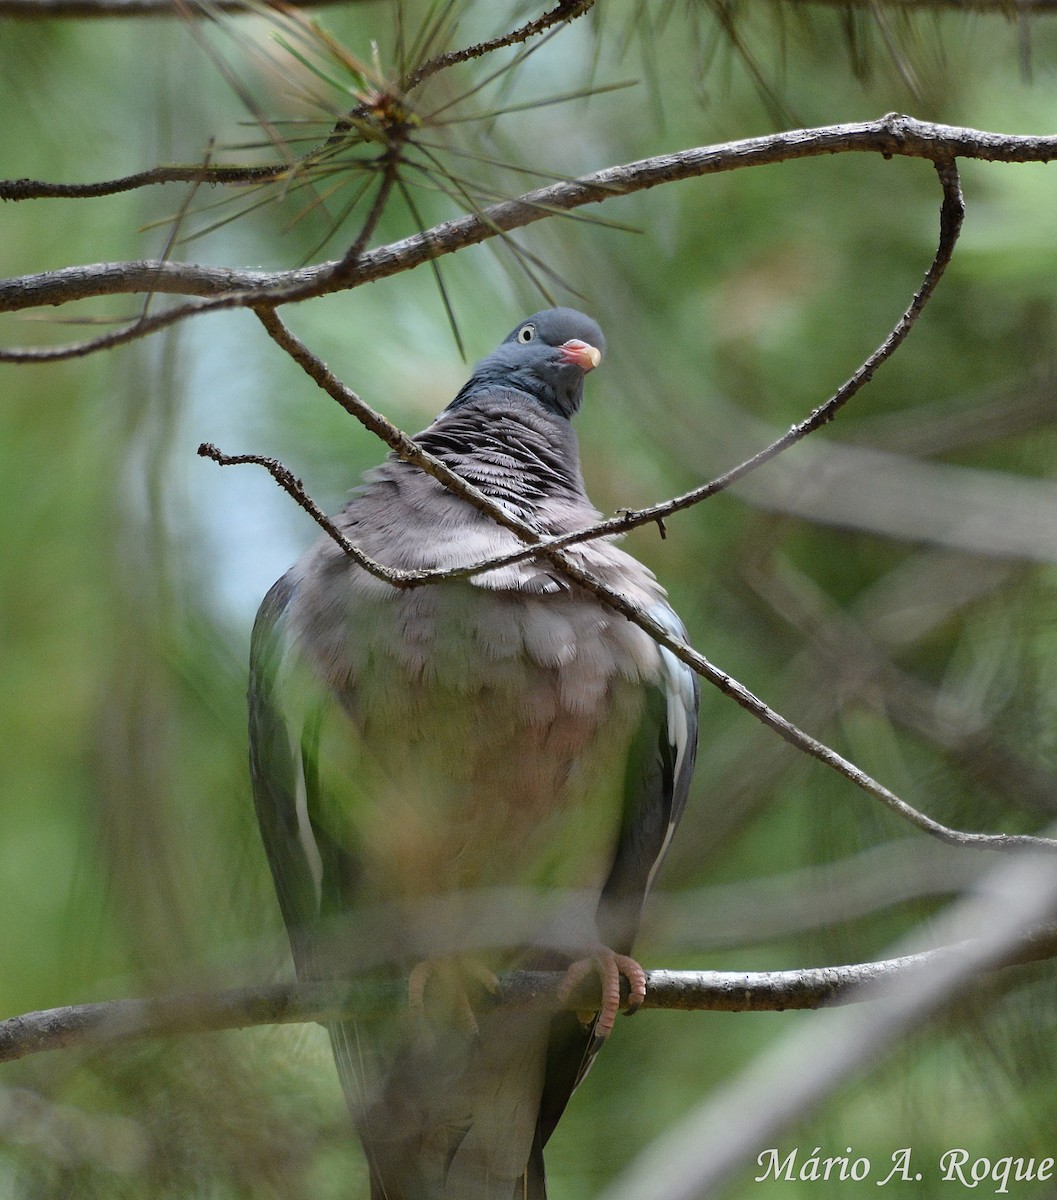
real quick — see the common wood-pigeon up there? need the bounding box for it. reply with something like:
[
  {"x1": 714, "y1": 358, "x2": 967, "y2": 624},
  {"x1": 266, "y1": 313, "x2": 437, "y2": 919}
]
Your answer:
[{"x1": 249, "y1": 308, "x2": 700, "y2": 1199}]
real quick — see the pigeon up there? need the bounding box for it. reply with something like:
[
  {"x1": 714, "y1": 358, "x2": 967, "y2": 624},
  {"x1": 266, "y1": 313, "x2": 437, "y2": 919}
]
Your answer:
[{"x1": 248, "y1": 307, "x2": 699, "y2": 1200}]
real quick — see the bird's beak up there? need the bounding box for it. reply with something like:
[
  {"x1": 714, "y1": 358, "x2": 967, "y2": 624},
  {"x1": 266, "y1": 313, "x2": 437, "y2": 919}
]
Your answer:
[{"x1": 559, "y1": 339, "x2": 602, "y2": 371}]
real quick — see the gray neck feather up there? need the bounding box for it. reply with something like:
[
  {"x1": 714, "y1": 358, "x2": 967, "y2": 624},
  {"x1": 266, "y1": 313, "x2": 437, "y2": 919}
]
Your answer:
[{"x1": 416, "y1": 392, "x2": 588, "y2": 518}]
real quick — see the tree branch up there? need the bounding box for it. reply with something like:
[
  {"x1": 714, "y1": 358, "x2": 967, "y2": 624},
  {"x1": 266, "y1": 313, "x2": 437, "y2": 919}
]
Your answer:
[
  {"x1": 2, "y1": 927, "x2": 1055, "y2": 1065},
  {"x1": 401, "y1": 0, "x2": 595, "y2": 93},
  {"x1": 3, "y1": 0, "x2": 1056, "y2": 15},
  {"x1": 3, "y1": 116, "x2": 1056, "y2": 359},
  {"x1": 196, "y1": 442, "x2": 412, "y2": 586},
  {"x1": 0, "y1": 164, "x2": 289, "y2": 201},
  {"x1": 540, "y1": 562, "x2": 1057, "y2": 854},
  {"x1": 785, "y1": 0, "x2": 1057, "y2": 9},
  {"x1": 0, "y1": 0, "x2": 360, "y2": 15}
]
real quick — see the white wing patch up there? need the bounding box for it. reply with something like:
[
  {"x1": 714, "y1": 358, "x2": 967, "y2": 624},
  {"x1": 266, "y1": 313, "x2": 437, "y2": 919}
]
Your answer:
[
  {"x1": 293, "y1": 753, "x2": 325, "y2": 914},
  {"x1": 645, "y1": 638, "x2": 696, "y2": 893},
  {"x1": 661, "y1": 643, "x2": 693, "y2": 785},
  {"x1": 274, "y1": 620, "x2": 326, "y2": 916}
]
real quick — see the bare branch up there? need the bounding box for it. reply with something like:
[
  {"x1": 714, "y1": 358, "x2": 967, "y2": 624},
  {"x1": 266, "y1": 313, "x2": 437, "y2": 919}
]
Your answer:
[
  {"x1": 0, "y1": 0, "x2": 359, "y2": 15},
  {"x1": 331, "y1": 152, "x2": 403, "y2": 281},
  {"x1": 0, "y1": 302, "x2": 221, "y2": 363},
  {"x1": 2, "y1": 117, "x2": 1055, "y2": 348},
  {"x1": 0, "y1": 164, "x2": 288, "y2": 201},
  {"x1": 548, "y1": 574, "x2": 1057, "y2": 849},
  {"x1": 3, "y1": 0, "x2": 1056, "y2": 16},
  {"x1": 2, "y1": 927, "x2": 1054, "y2": 1065},
  {"x1": 402, "y1": 0, "x2": 595, "y2": 92},
  {"x1": 196, "y1": 442, "x2": 411, "y2": 586},
  {"x1": 785, "y1": 0, "x2": 1057, "y2": 9},
  {"x1": 0, "y1": 260, "x2": 273, "y2": 312},
  {"x1": 571, "y1": 575, "x2": 1057, "y2": 854}
]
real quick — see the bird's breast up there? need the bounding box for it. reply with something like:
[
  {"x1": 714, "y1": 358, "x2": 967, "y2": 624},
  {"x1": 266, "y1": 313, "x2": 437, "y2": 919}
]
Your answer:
[{"x1": 290, "y1": 572, "x2": 663, "y2": 955}]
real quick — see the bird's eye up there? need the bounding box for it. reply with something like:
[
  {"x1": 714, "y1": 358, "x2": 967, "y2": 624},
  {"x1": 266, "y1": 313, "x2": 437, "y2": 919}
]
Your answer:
[{"x1": 517, "y1": 324, "x2": 536, "y2": 344}]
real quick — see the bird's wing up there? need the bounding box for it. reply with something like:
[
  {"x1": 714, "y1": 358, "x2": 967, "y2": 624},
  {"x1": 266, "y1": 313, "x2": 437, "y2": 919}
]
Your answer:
[
  {"x1": 248, "y1": 572, "x2": 332, "y2": 977},
  {"x1": 250, "y1": 573, "x2": 389, "y2": 1150},
  {"x1": 537, "y1": 601, "x2": 700, "y2": 1146},
  {"x1": 599, "y1": 601, "x2": 700, "y2": 949}
]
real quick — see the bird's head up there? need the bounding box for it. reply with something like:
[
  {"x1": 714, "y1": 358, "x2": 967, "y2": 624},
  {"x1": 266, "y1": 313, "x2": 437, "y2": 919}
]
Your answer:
[{"x1": 450, "y1": 307, "x2": 605, "y2": 419}]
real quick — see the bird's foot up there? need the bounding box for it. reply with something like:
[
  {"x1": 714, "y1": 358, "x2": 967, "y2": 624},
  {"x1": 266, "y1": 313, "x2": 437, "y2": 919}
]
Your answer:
[
  {"x1": 556, "y1": 948, "x2": 647, "y2": 1042},
  {"x1": 407, "y1": 957, "x2": 499, "y2": 1035}
]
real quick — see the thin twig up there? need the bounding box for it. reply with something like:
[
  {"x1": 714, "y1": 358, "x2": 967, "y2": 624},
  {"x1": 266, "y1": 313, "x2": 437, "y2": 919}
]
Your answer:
[
  {"x1": 402, "y1": 0, "x2": 596, "y2": 93},
  {"x1": 2, "y1": 927, "x2": 1055, "y2": 1065},
  {"x1": 2, "y1": 0, "x2": 1054, "y2": 14},
  {"x1": 0, "y1": 0, "x2": 359, "y2": 14},
  {"x1": 196, "y1": 443, "x2": 409, "y2": 585},
  {"x1": 555, "y1": 564, "x2": 1057, "y2": 853},
  {"x1": 0, "y1": 302, "x2": 221, "y2": 362},
  {"x1": 0, "y1": 164, "x2": 290, "y2": 202},
  {"x1": 333, "y1": 151, "x2": 402, "y2": 277}
]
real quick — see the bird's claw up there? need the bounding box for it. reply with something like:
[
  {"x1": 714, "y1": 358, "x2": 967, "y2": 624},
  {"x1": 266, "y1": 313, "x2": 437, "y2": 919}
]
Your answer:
[
  {"x1": 556, "y1": 949, "x2": 647, "y2": 1042},
  {"x1": 408, "y1": 958, "x2": 498, "y2": 1035}
]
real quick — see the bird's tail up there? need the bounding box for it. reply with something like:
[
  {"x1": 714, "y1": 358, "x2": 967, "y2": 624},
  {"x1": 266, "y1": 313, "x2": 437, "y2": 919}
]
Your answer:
[
  {"x1": 366, "y1": 1145, "x2": 546, "y2": 1200},
  {"x1": 328, "y1": 1011, "x2": 552, "y2": 1200}
]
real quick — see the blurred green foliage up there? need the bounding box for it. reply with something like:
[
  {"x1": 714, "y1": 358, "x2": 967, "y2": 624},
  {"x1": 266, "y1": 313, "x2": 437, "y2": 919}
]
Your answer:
[{"x1": 1, "y1": 1, "x2": 1057, "y2": 1196}]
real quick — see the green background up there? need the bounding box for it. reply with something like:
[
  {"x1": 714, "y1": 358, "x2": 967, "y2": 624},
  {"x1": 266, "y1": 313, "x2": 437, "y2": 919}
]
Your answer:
[{"x1": 2, "y1": 3, "x2": 1056, "y2": 1196}]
